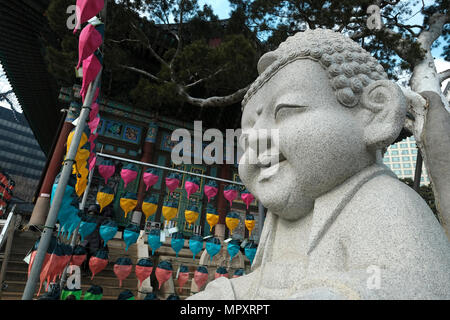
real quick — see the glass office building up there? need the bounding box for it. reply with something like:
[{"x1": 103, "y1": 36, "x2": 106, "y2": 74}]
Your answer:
[
  {"x1": 0, "y1": 107, "x2": 47, "y2": 201},
  {"x1": 382, "y1": 136, "x2": 430, "y2": 185}
]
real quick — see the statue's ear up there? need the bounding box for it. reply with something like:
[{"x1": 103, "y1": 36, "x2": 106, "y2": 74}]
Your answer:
[{"x1": 359, "y1": 80, "x2": 407, "y2": 150}]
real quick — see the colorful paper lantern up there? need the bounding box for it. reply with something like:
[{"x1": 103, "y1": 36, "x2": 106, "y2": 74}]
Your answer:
[
  {"x1": 206, "y1": 206, "x2": 219, "y2": 232},
  {"x1": 120, "y1": 163, "x2": 138, "y2": 189},
  {"x1": 144, "y1": 293, "x2": 158, "y2": 300},
  {"x1": 78, "y1": 214, "x2": 97, "y2": 241},
  {"x1": 99, "y1": 220, "x2": 118, "y2": 246},
  {"x1": 184, "y1": 176, "x2": 200, "y2": 199},
  {"x1": 194, "y1": 266, "x2": 209, "y2": 290},
  {"x1": 117, "y1": 290, "x2": 135, "y2": 300},
  {"x1": 73, "y1": 0, "x2": 105, "y2": 33},
  {"x1": 89, "y1": 249, "x2": 108, "y2": 280},
  {"x1": 113, "y1": 257, "x2": 133, "y2": 287},
  {"x1": 233, "y1": 268, "x2": 245, "y2": 278},
  {"x1": 123, "y1": 223, "x2": 140, "y2": 251},
  {"x1": 167, "y1": 294, "x2": 180, "y2": 300},
  {"x1": 245, "y1": 213, "x2": 256, "y2": 237},
  {"x1": 245, "y1": 241, "x2": 258, "y2": 265},
  {"x1": 171, "y1": 232, "x2": 185, "y2": 257},
  {"x1": 227, "y1": 239, "x2": 241, "y2": 261},
  {"x1": 215, "y1": 266, "x2": 229, "y2": 279},
  {"x1": 98, "y1": 159, "x2": 115, "y2": 184},
  {"x1": 177, "y1": 265, "x2": 189, "y2": 294},
  {"x1": 148, "y1": 229, "x2": 163, "y2": 256},
  {"x1": 184, "y1": 204, "x2": 199, "y2": 227},
  {"x1": 83, "y1": 285, "x2": 103, "y2": 300},
  {"x1": 223, "y1": 184, "x2": 239, "y2": 206},
  {"x1": 143, "y1": 168, "x2": 159, "y2": 191},
  {"x1": 162, "y1": 200, "x2": 178, "y2": 225},
  {"x1": 120, "y1": 192, "x2": 138, "y2": 218},
  {"x1": 241, "y1": 188, "x2": 255, "y2": 209},
  {"x1": 135, "y1": 258, "x2": 153, "y2": 288},
  {"x1": 204, "y1": 180, "x2": 218, "y2": 202},
  {"x1": 77, "y1": 22, "x2": 104, "y2": 69},
  {"x1": 225, "y1": 211, "x2": 240, "y2": 235},
  {"x1": 142, "y1": 195, "x2": 158, "y2": 220},
  {"x1": 165, "y1": 172, "x2": 181, "y2": 193},
  {"x1": 70, "y1": 245, "x2": 87, "y2": 267},
  {"x1": 155, "y1": 260, "x2": 173, "y2": 289},
  {"x1": 61, "y1": 287, "x2": 82, "y2": 300},
  {"x1": 189, "y1": 235, "x2": 203, "y2": 261},
  {"x1": 205, "y1": 237, "x2": 221, "y2": 262},
  {"x1": 96, "y1": 185, "x2": 114, "y2": 212}
]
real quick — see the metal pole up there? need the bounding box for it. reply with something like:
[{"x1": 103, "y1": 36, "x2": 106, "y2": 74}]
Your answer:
[
  {"x1": 22, "y1": 72, "x2": 102, "y2": 300},
  {"x1": 96, "y1": 152, "x2": 245, "y2": 186},
  {"x1": 413, "y1": 149, "x2": 423, "y2": 192}
]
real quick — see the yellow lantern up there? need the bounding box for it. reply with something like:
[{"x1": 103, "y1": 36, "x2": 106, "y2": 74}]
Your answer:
[
  {"x1": 225, "y1": 212, "x2": 240, "y2": 235},
  {"x1": 120, "y1": 192, "x2": 138, "y2": 218},
  {"x1": 96, "y1": 186, "x2": 114, "y2": 212},
  {"x1": 142, "y1": 195, "x2": 158, "y2": 220}
]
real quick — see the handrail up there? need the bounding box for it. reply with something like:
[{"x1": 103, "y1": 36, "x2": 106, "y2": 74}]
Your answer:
[
  {"x1": 0, "y1": 205, "x2": 16, "y2": 251},
  {"x1": 0, "y1": 205, "x2": 17, "y2": 296}
]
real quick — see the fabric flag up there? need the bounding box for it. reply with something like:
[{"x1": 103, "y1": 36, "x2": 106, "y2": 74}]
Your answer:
[
  {"x1": 233, "y1": 268, "x2": 245, "y2": 278},
  {"x1": 80, "y1": 51, "x2": 102, "y2": 101},
  {"x1": 215, "y1": 266, "x2": 229, "y2": 279},
  {"x1": 70, "y1": 245, "x2": 87, "y2": 266},
  {"x1": 165, "y1": 172, "x2": 181, "y2": 193},
  {"x1": 225, "y1": 211, "x2": 240, "y2": 235},
  {"x1": 89, "y1": 249, "x2": 108, "y2": 280},
  {"x1": 73, "y1": 0, "x2": 105, "y2": 33},
  {"x1": 78, "y1": 214, "x2": 97, "y2": 241},
  {"x1": 99, "y1": 220, "x2": 118, "y2": 246},
  {"x1": 61, "y1": 211, "x2": 82, "y2": 241},
  {"x1": 135, "y1": 258, "x2": 153, "y2": 288},
  {"x1": 144, "y1": 293, "x2": 158, "y2": 300},
  {"x1": 57, "y1": 244, "x2": 74, "y2": 281},
  {"x1": 88, "y1": 154, "x2": 97, "y2": 172},
  {"x1": 184, "y1": 204, "x2": 199, "y2": 227},
  {"x1": 120, "y1": 163, "x2": 138, "y2": 189},
  {"x1": 194, "y1": 266, "x2": 209, "y2": 290},
  {"x1": 117, "y1": 290, "x2": 135, "y2": 300},
  {"x1": 155, "y1": 260, "x2": 173, "y2": 289},
  {"x1": 123, "y1": 223, "x2": 140, "y2": 251},
  {"x1": 143, "y1": 168, "x2": 159, "y2": 191},
  {"x1": 120, "y1": 192, "x2": 138, "y2": 218},
  {"x1": 89, "y1": 102, "x2": 99, "y2": 122},
  {"x1": 27, "y1": 238, "x2": 41, "y2": 278},
  {"x1": 37, "y1": 236, "x2": 57, "y2": 296},
  {"x1": 204, "y1": 180, "x2": 218, "y2": 202},
  {"x1": 171, "y1": 232, "x2": 185, "y2": 258},
  {"x1": 162, "y1": 200, "x2": 178, "y2": 225},
  {"x1": 148, "y1": 229, "x2": 162, "y2": 255},
  {"x1": 96, "y1": 185, "x2": 114, "y2": 212},
  {"x1": 142, "y1": 195, "x2": 158, "y2": 220},
  {"x1": 61, "y1": 287, "x2": 82, "y2": 300},
  {"x1": 205, "y1": 237, "x2": 221, "y2": 262},
  {"x1": 66, "y1": 127, "x2": 89, "y2": 155},
  {"x1": 41, "y1": 242, "x2": 64, "y2": 292},
  {"x1": 177, "y1": 265, "x2": 189, "y2": 294},
  {"x1": 113, "y1": 257, "x2": 133, "y2": 287},
  {"x1": 184, "y1": 176, "x2": 200, "y2": 199},
  {"x1": 245, "y1": 241, "x2": 258, "y2": 265},
  {"x1": 206, "y1": 206, "x2": 219, "y2": 232},
  {"x1": 189, "y1": 235, "x2": 203, "y2": 261},
  {"x1": 227, "y1": 239, "x2": 241, "y2": 261},
  {"x1": 245, "y1": 213, "x2": 256, "y2": 237},
  {"x1": 98, "y1": 159, "x2": 115, "y2": 184},
  {"x1": 223, "y1": 184, "x2": 239, "y2": 206},
  {"x1": 83, "y1": 285, "x2": 103, "y2": 300},
  {"x1": 77, "y1": 22, "x2": 104, "y2": 69},
  {"x1": 88, "y1": 115, "x2": 100, "y2": 134},
  {"x1": 241, "y1": 188, "x2": 255, "y2": 209}
]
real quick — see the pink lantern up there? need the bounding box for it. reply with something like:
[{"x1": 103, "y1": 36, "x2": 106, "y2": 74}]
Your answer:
[
  {"x1": 73, "y1": 0, "x2": 105, "y2": 33},
  {"x1": 113, "y1": 258, "x2": 133, "y2": 287},
  {"x1": 165, "y1": 173, "x2": 180, "y2": 193},
  {"x1": 223, "y1": 185, "x2": 239, "y2": 207},
  {"x1": 143, "y1": 168, "x2": 159, "y2": 191},
  {"x1": 177, "y1": 265, "x2": 190, "y2": 294},
  {"x1": 204, "y1": 180, "x2": 218, "y2": 202},
  {"x1": 120, "y1": 163, "x2": 138, "y2": 189},
  {"x1": 80, "y1": 53, "x2": 102, "y2": 102},
  {"x1": 98, "y1": 159, "x2": 115, "y2": 184},
  {"x1": 241, "y1": 190, "x2": 255, "y2": 210},
  {"x1": 184, "y1": 177, "x2": 200, "y2": 199},
  {"x1": 135, "y1": 258, "x2": 153, "y2": 288},
  {"x1": 155, "y1": 261, "x2": 173, "y2": 289},
  {"x1": 77, "y1": 23, "x2": 103, "y2": 69},
  {"x1": 194, "y1": 266, "x2": 209, "y2": 290}
]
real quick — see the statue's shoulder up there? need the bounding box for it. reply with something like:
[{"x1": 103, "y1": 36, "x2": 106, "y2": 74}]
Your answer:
[{"x1": 187, "y1": 276, "x2": 236, "y2": 300}]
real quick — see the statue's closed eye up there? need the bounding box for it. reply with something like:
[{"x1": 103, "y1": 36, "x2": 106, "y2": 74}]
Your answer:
[{"x1": 274, "y1": 104, "x2": 308, "y2": 119}]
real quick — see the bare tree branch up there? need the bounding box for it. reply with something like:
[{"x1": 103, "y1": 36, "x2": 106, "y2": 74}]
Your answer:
[
  {"x1": 185, "y1": 66, "x2": 229, "y2": 89},
  {"x1": 439, "y1": 69, "x2": 450, "y2": 84},
  {"x1": 119, "y1": 65, "x2": 167, "y2": 83},
  {"x1": 178, "y1": 84, "x2": 250, "y2": 108},
  {"x1": 417, "y1": 12, "x2": 450, "y2": 49}
]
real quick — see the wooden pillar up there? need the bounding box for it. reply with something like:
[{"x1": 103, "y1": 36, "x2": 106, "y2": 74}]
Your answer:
[
  {"x1": 214, "y1": 164, "x2": 231, "y2": 241},
  {"x1": 28, "y1": 103, "x2": 79, "y2": 227},
  {"x1": 131, "y1": 121, "x2": 158, "y2": 227}
]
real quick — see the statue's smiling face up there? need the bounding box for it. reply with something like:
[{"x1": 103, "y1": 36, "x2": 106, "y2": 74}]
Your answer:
[{"x1": 238, "y1": 59, "x2": 371, "y2": 221}]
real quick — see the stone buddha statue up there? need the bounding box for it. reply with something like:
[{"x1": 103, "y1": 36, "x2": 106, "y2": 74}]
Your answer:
[{"x1": 189, "y1": 29, "x2": 450, "y2": 300}]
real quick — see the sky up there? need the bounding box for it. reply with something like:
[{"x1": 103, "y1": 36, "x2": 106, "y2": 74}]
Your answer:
[{"x1": 0, "y1": 0, "x2": 449, "y2": 112}]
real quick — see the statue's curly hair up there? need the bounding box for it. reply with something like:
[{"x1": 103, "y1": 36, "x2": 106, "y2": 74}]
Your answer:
[{"x1": 242, "y1": 28, "x2": 388, "y2": 108}]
